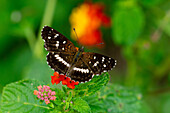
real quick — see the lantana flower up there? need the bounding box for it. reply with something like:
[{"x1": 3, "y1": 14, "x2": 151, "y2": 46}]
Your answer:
[
  {"x1": 70, "y1": 2, "x2": 111, "y2": 46},
  {"x1": 51, "y1": 72, "x2": 79, "y2": 89},
  {"x1": 34, "y1": 85, "x2": 56, "y2": 104}
]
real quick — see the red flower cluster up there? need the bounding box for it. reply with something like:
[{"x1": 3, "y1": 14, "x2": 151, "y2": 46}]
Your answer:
[
  {"x1": 70, "y1": 2, "x2": 111, "y2": 47},
  {"x1": 51, "y1": 72, "x2": 79, "y2": 89}
]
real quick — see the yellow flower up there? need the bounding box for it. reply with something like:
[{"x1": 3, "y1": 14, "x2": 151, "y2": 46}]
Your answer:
[
  {"x1": 70, "y1": 3, "x2": 90, "y2": 40},
  {"x1": 70, "y1": 3, "x2": 111, "y2": 46}
]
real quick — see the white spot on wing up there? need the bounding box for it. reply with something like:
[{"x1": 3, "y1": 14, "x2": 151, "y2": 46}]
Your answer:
[
  {"x1": 63, "y1": 41, "x2": 66, "y2": 44},
  {"x1": 94, "y1": 56, "x2": 96, "y2": 59},
  {"x1": 54, "y1": 34, "x2": 59, "y2": 38},
  {"x1": 92, "y1": 75, "x2": 94, "y2": 78},
  {"x1": 48, "y1": 36, "x2": 51, "y2": 39},
  {"x1": 54, "y1": 54, "x2": 59, "y2": 57},
  {"x1": 102, "y1": 57, "x2": 105, "y2": 62},
  {"x1": 103, "y1": 70, "x2": 107, "y2": 72},
  {"x1": 93, "y1": 61, "x2": 99, "y2": 67},
  {"x1": 56, "y1": 43, "x2": 59, "y2": 49},
  {"x1": 94, "y1": 63, "x2": 97, "y2": 66},
  {"x1": 96, "y1": 74, "x2": 99, "y2": 76},
  {"x1": 114, "y1": 60, "x2": 117, "y2": 66}
]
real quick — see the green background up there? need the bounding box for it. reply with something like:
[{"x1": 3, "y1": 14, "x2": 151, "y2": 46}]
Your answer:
[{"x1": 0, "y1": 0, "x2": 170, "y2": 112}]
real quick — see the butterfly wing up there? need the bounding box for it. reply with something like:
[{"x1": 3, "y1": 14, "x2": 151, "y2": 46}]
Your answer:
[
  {"x1": 68, "y1": 52, "x2": 116, "y2": 83},
  {"x1": 68, "y1": 58, "x2": 93, "y2": 83},
  {"x1": 41, "y1": 26, "x2": 77, "y2": 74},
  {"x1": 81, "y1": 52, "x2": 117, "y2": 75},
  {"x1": 47, "y1": 52, "x2": 74, "y2": 75},
  {"x1": 41, "y1": 26, "x2": 77, "y2": 53}
]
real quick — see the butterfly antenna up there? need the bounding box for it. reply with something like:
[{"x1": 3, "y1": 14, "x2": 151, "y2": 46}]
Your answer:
[
  {"x1": 73, "y1": 28, "x2": 80, "y2": 44},
  {"x1": 96, "y1": 42, "x2": 104, "y2": 45}
]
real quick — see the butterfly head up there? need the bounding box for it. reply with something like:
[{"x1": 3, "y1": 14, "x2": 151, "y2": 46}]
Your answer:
[{"x1": 79, "y1": 46, "x2": 84, "y2": 52}]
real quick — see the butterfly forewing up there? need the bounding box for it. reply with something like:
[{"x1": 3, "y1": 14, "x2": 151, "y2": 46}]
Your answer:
[
  {"x1": 41, "y1": 26, "x2": 77, "y2": 53},
  {"x1": 42, "y1": 26, "x2": 77, "y2": 75},
  {"x1": 82, "y1": 52, "x2": 116, "y2": 75}
]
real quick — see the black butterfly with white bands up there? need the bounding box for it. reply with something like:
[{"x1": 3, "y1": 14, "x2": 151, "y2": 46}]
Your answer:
[{"x1": 41, "y1": 26, "x2": 117, "y2": 83}]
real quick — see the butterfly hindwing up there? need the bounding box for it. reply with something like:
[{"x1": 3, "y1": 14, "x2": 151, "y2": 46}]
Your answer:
[
  {"x1": 41, "y1": 26, "x2": 77, "y2": 53},
  {"x1": 82, "y1": 52, "x2": 116, "y2": 75},
  {"x1": 69, "y1": 58, "x2": 93, "y2": 83}
]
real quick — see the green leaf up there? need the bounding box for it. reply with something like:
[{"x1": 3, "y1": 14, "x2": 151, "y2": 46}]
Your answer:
[
  {"x1": 54, "y1": 88, "x2": 65, "y2": 100},
  {"x1": 1, "y1": 80, "x2": 50, "y2": 112},
  {"x1": 112, "y1": 1, "x2": 144, "y2": 46},
  {"x1": 71, "y1": 98, "x2": 91, "y2": 113},
  {"x1": 62, "y1": 86, "x2": 67, "y2": 93},
  {"x1": 48, "y1": 102, "x2": 54, "y2": 108},
  {"x1": 83, "y1": 94, "x2": 105, "y2": 113},
  {"x1": 53, "y1": 88, "x2": 65, "y2": 106},
  {"x1": 99, "y1": 84, "x2": 142, "y2": 113},
  {"x1": 74, "y1": 73, "x2": 110, "y2": 97}
]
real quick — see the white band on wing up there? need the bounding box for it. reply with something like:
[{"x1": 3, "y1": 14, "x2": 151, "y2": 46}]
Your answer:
[
  {"x1": 73, "y1": 67, "x2": 89, "y2": 73},
  {"x1": 55, "y1": 54, "x2": 70, "y2": 67}
]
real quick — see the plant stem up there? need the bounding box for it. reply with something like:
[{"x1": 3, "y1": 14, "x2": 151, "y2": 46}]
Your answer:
[
  {"x1": 34, "y1": 0, "x2": 57, "y2": 58},
  {"x1": 122, "y1": 47, "x2": 137, "y2": 86},
  {"x1": 24, "y1": 25, "x2": 36, "y2": 52},
  {"x1": 125, "y1": 59, "x2": 137, "y2": 86}
]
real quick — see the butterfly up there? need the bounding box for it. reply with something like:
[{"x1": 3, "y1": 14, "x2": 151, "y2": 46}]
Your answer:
[{"x1": 41, "y1": 26, "x2": 117, "y2": 83}]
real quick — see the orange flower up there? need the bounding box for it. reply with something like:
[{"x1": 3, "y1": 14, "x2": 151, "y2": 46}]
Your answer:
[
  {"x1": 51, "y1": 72, "x2": 65, "y2": 85},
  {"x1": 62, "y1": 77, "x2": 71, "y2": 85},
  {"x1": 67, "y1": 81, "x2": 79, "y2": 89},
  {"x1": 33, "y1": 90, "x2": 39, "y2": 95},
  {"x1": 51, "y1": 74, "x2": 60, "y2": 85},
  {"x1": 37, "y1": 85, "x2": 42, "y2": 91},
  {"x1": 70, "y1": 2, "x2": 111, "y2": 46},
  {"x1": 51, "y1": 72, "x2": 79, "y2": 89}
]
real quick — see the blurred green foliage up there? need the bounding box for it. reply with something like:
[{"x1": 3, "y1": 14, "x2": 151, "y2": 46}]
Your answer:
[{"x1": 0, "y1": 0, "x2": 170, "y2": 112}]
